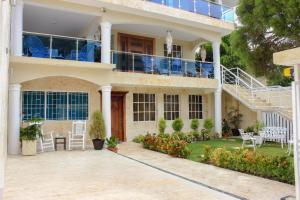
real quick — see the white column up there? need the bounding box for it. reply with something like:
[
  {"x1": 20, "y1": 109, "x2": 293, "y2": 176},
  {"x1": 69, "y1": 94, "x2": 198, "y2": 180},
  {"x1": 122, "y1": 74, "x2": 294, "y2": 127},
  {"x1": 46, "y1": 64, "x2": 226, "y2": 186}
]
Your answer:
[
  {"x1": 11, "y1": 0, "x2": 24, "y2": 56},
  {"x1": 213, "y1": 41, "x2": 222, "y2": 136},
  {"x1": 102, "y1": 85, "x2": 112, "y2": 139},
  {"x1": 8, "y1": 84, "x2": 22, "y2": 155},
  {"x1": 100, "y1": 22, "x2": 112, "y2": 64}
]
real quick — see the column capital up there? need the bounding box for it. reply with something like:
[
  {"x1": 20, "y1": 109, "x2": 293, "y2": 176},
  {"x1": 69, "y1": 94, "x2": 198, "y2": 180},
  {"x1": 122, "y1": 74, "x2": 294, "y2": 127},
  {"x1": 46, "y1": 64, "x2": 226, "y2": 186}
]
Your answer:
[
  {"x1": 100, "y1": 21, "x2": 112, "y2": 29},
  {"x1": 101, "y1": 85, "x2": 112, "y2": 92},
  {"x1": 9, "y1": 84, "x2": 21, "y2": 91}
]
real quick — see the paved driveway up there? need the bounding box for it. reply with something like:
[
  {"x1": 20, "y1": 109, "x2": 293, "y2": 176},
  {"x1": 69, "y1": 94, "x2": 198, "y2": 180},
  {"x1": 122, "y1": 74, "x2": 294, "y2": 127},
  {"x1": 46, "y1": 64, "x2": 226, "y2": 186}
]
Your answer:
[{"x1": 4, "y1": 150, "x2": 237, "y2": 200}]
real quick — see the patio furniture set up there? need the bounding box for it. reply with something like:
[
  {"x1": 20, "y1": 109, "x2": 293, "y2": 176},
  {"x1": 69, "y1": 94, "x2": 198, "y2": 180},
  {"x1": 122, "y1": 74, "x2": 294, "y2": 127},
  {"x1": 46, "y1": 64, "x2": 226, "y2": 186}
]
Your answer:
[
  {"x1": 39, "y1": 121, "x2": 86, "y2": 152},
  {"x1": 239, "y1": 127, "x2": 293, "y2": 154}
]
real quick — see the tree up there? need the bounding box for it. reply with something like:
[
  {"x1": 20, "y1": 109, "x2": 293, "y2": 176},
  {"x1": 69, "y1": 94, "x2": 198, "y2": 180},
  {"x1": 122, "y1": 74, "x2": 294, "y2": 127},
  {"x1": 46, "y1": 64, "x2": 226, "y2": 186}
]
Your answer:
[{"x1": 230, "y1": 0, "x2": 299, "y2": 84}]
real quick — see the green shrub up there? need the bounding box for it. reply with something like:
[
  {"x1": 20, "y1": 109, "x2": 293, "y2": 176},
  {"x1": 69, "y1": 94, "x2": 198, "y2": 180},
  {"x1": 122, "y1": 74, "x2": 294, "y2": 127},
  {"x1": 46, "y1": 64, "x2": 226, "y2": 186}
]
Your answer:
[
  {"x1": 190, "y1": 119, "x2": 199, "y2": 131},
  {"x1": 202, "y1": 146, "x2": 295, "y2": 184},
  {"x1": 89, "y1": 111, "x2": 106, "y2": 140},
  {"x1": 106, "y1": 136, "x2": 118, "y2": 148},
  {"x1": 143, "y1": 133, "x2": 191, "y2": 158},
  {"x1": 255, "y1": 120, "x2": 264, "y2": 134},
  {"x1": 132, "y1": 135, "x2": 145, "y2": 143},
  {"x1": 20, "y1": 123, "x2": 42, "y2": 141},
  {"x1": 202, "y1": 119, "x2": 214, "y2": 140},
  {"x1": 172, "y1": 118, "x2": 184, "y2": 133},
  {"x1": 158, "y1": 118, "x2": 167, "y2": 134},
  {"x1": 245, "y1": 126, "x2": 254, "y2": 133}
]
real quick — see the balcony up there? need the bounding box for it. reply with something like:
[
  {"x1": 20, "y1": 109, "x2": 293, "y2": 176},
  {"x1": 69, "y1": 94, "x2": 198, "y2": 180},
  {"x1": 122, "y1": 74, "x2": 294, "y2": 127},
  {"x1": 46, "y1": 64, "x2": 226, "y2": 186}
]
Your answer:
[
  {"x1": 146, "y1": 0, "x2": 235, "y2": 23},
  {"x1": 112, "y1": 51, "x2": 214, "y2": 78},
  {"x1": 22, "y1": 32, "x2": 101, "y2": 62}
]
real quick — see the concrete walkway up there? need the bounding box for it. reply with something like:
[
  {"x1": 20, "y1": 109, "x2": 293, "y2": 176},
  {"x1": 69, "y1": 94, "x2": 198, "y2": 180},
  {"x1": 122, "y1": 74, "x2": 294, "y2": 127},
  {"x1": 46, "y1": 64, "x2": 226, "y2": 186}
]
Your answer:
[
  {"x1": 118, "y1": 142, "x2": 296, "y2": 200},
  {"x1": 4, "y1": 149, "x2": 238, "y2": 200}
]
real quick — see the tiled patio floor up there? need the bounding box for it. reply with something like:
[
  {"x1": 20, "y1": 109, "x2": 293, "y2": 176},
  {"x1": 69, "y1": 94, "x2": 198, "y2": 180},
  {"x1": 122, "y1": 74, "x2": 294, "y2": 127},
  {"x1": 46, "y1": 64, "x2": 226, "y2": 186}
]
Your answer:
[
  {"x1": 4, "y1": 149, "x2": 238, "y2": 200},
  {"x1": 118, "y1": 142, "x2": 296, "y2": 200}
]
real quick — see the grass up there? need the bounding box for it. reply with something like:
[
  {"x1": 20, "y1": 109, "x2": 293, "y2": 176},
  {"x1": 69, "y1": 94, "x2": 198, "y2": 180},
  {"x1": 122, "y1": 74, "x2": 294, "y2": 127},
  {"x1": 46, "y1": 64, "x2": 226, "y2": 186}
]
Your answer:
[{"x1": 187, "y1": 138, "x2": 292, "y2": 162}]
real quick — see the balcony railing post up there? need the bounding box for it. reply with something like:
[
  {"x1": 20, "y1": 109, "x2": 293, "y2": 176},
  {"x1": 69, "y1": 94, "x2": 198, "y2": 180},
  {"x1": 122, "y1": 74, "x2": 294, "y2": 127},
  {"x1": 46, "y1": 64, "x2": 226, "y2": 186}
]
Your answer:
[
  {"x1": 168, "y1": 58, "x2": 171, "y2": 75},
  {"x1": 208, "y1": 1, "x2": 211, "y2": 17},
  {"x1": 76, "y1": 39, "x2": 79, "y2": 61},
  {"x1": 132, "y1": 53, "x2": 135, "y2": 72},
  {"x1": 193, "y1": 0, "x2": 196, "y2": 13},
  {"x1": 151, "y1": 57, "x2": 154, "y2": 74},
  {"x1": 178, "y1": 0, "x2": 181, "y2": 8},
  {"x1": 49, "y1": 35, "x2": 52, "y2": 59}
]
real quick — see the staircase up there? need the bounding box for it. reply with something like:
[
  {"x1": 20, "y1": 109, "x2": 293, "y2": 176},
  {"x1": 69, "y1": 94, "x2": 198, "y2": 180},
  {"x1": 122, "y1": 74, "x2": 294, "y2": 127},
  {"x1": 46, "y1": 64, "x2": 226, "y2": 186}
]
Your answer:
[{"x1": 221, "y1": 66, "x2": 292, "y2": 120}]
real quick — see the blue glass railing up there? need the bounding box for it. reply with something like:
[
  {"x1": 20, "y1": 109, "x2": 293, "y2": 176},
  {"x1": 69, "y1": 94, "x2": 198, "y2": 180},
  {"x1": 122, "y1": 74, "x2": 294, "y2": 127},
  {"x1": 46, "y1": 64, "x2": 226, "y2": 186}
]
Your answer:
[
  {"x1": 146, "y1": 0, "x2": 236, "y2": 23},
  {"x1": 111, "y1": 51, "x2": 214, "y2": 78},
  {"x1": 23, "y1": 32, "x2": 101, "y2": 62}
]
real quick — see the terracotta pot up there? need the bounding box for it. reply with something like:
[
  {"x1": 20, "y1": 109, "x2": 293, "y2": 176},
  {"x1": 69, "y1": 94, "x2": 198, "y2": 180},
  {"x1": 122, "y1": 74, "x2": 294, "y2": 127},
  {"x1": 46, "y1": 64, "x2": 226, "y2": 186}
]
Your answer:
[
  {"x1": 107, "y1": 147, "x2": 118, "y2": 153},
  {"x1": 22, "y1": 140, "x2": 37, "y2": 156}
]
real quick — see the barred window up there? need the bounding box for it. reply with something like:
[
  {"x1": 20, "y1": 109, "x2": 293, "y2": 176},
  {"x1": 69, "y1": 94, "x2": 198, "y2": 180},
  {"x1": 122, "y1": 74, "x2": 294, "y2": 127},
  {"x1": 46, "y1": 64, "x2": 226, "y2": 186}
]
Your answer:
[
  {"x1": 164, "y1": 94, "x2": 179, "y2": 120},
  {"x1": 22, "y1": 91, "x2": 88, "y2": 121},
  {"x1": 133, "y1": 93, "x2": 155, "y2": 121},
  {"x1": 189, "y1": 95, "x2": 203, "y2": 119},
  {"x1": 22, "y1": 91, "x2": 45, "y2": 120},
  {"x1": 164, "y1": 44, "x2": 182, "y2": 58}
]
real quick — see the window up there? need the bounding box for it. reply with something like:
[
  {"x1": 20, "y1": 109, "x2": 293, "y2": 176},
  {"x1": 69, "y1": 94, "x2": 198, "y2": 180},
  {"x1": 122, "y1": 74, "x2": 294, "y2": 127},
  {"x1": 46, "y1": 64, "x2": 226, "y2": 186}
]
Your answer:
[
  {"x1": 133, "y1": 93, "x2": 155, "y2": 121},
  {"x1": 189, "y1": 95, "x2": 203, "y2": 119},
  {"x1": 22, "y1": 91, "x2": 45, "y2": 120},
  {"x1": 69, "y1": 92, "x2": 89, "y2": 120},
  {"x1": 164, "y1": 44, "x2": 182, "y2": 58},
  {"x1": 164, "y1": 94, "x2": 179, "y2": 120},
  {"x1": 22, "y1": 91, "x2": 88, "y2": 121}
]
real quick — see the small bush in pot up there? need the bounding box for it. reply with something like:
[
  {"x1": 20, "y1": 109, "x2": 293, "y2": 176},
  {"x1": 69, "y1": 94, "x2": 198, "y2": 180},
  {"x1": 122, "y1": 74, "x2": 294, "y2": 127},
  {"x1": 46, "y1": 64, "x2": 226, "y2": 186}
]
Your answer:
[
  {"x1": 201, "y1": 119, "x2": 214, "y2": 140},
  {"x1": 89, "y1": 111, "x2": 106, "y2": 150},
  {"x1": 190, "y1": 119, "x2": 200, "y2": 141},
  {"x1": 222, "y1": 119, "x2": 230, "y2": 139},
  {"x1": 172, "y1": 118, "x2": 184, "y2": 133},
  {"x1": 106, "y1": 136, "x2": 118, "y2": 153},
  {"x1": 20, "y1": 119, "x2": 43, "y2": 156},
  {"x1": 227, "y1": 107, "x2": 243, "y2": 136},
  {"x1": 158, "y1": 118, "x2": 167, "y2": 134}
]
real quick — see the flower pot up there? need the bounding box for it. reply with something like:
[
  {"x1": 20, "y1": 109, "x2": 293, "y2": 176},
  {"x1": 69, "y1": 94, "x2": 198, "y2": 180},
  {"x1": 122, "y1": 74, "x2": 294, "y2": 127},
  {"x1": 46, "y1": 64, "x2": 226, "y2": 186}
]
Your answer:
[
  {"x1": 22, "y1": 140, "x2": 37, "y2": 156},
  {"x1": 92, "y1": 139, "x2": 105, "y2": 150},
  {"x1": 231, "y1": 129, "x2": 240, "y2": 136},
  {"x1": 107, "y1": 147, "x2": 118, "y2": 153}
]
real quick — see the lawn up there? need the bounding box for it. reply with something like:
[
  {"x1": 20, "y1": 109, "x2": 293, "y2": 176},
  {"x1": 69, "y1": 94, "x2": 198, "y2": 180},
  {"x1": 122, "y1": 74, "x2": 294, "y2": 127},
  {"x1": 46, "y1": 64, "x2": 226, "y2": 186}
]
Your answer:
[{"x1": 187, "y1": 138, "x2": 292, "y2": 162}]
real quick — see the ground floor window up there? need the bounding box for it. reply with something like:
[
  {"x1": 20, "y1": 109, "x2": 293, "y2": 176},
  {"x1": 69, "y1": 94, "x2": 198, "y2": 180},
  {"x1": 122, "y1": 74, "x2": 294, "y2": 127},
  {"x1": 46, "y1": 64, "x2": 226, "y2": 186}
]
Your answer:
[
  {"x1": 164, "y1": 94, "x2": 179, "y2": 120},
  {"x1": 133, "y1": 93, "x2": 155, "y2": 121},
  {"x1": 22, "y1": 91, "x2": 88, "y2": 121},
  {"x1": 189, "y1": 95, "x2": 203, "y2": 119}
]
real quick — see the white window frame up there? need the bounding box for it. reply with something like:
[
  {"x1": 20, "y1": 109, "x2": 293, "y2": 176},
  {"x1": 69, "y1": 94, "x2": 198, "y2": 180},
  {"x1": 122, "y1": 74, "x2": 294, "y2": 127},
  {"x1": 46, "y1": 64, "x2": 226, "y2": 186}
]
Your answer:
[
  {"x1": 164, "y1": 94, "x2": 180, "y2": 120},
  {"x1": 188, "y1": 95, "x2": 203, "y2": 119},
  {"x1": 164, "y1": 43, "x2": 182, "y2": 58},
  {"x1": 133, "y1": 93, "x2": 156, "y2": 122}
]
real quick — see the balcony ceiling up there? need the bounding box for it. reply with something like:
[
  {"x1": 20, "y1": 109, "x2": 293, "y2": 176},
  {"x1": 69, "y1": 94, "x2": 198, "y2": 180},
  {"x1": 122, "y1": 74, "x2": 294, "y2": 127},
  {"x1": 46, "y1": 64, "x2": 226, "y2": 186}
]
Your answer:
[
  {"x1": 23, "y1": 4, "x2": 95, "y2": 37},
  {"x1": 113, "y1": 24, "x2": 200, "y2": 42}
]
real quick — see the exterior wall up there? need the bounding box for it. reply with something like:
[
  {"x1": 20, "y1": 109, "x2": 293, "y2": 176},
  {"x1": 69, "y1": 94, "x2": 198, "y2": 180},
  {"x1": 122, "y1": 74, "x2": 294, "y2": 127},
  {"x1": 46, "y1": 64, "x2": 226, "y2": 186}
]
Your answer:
[
  {"x1": 114, "y1": 86, "x2": 214, "y2": 141},
  {"x1": 222, "y1": 91, "x2": 257, "y2": 130},
  {"x1": 112, "y1": 29, "x2": 195, "y2": 60},
  {"x1": 21, "y1": 77, "x2": 101, "y2": 147}
]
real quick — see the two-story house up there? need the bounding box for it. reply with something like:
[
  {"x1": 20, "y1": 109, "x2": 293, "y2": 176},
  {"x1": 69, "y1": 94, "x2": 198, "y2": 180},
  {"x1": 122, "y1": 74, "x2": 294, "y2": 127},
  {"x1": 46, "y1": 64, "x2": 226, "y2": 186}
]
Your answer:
[{"x1": 7, "y1": 0, "x2": 241, "y2": 154}]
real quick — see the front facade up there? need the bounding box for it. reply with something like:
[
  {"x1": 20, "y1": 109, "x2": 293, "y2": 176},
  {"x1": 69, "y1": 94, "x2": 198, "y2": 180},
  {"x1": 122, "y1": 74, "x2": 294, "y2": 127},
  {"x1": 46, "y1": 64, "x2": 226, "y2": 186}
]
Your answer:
[{"x1": 7, "y1": 0, "x2": 240, "y2": 153}]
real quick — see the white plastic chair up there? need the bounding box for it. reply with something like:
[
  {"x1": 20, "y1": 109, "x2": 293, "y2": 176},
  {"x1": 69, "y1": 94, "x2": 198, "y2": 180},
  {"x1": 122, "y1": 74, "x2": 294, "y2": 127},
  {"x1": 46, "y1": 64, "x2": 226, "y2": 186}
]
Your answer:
[
  {"x1": 39, "y1": 130, "x2": 55, "y2": 152},
  {"x1": 69, "y1": 121, "x2": 86, "y2": 150},
  {"x1": 239, "y1": 129, "x2": 256, "y2": 150}
]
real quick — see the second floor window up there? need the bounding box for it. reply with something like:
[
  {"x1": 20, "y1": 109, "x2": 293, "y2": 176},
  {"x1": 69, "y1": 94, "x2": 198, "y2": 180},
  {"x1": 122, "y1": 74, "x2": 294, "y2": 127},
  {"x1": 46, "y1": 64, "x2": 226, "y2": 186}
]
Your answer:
[
  {"x1": 133, "y1": 93, "x2": 156, "y2": 122},
  {"x1": 164, "y1": 44, "x2": 182, "y2": 58},
  {"x1": 189, "y1": 95, "x2": 203, "y2": 119},
  {"x1": 164, "y1": 94, "x2": 179, "y2": 120}
]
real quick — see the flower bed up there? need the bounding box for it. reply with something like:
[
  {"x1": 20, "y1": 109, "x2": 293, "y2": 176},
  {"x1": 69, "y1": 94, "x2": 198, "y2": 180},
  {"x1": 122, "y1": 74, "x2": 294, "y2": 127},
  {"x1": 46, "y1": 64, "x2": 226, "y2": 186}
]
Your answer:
[
  {"x1": 142, "y1": 133, "x2": 191, "y2": 158},
  {"x1": 202, "y1": 145, "x2": 295, "y2": 184}
]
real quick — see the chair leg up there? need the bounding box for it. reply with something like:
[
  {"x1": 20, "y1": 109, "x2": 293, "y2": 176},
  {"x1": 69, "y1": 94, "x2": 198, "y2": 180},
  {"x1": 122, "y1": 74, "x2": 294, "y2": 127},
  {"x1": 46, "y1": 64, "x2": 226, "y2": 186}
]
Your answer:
[
  {"x1": 40, "y1": 139, "x2": 44, "y2": 153},
  {"x1": 242, "y1": 140, "x2": 245, "y2": 148}
]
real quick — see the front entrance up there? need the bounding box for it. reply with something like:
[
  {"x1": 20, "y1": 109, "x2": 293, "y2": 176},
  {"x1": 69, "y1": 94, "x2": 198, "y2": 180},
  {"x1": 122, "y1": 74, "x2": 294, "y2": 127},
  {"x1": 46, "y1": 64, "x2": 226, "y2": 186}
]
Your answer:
[{"x1": 111, "y1": 92, "x2": 127, "y2": 141}]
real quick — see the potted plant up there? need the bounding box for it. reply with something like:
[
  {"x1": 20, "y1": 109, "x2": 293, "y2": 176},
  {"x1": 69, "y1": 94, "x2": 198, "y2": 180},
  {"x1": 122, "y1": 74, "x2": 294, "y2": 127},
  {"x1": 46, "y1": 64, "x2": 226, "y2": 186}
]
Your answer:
[
  {"x1": 106, "y1": 136, "x2": 118, "y2": 153},
  {"x1": 190, "y1": 119, "x2": 200, "y2": 141},
  {"x1": 227, "y1": 107, "x2": 243, "y2": 136},
  {"x1": 222, "y1": 119, "x2": 230, "y2": 139},
  {"x1": 201, "y1": 119, "x2": 214, "y2": 140},
  {"x1": 89, "y1": 111, "x2": 106, "y2": 150},
  {"x1": 20, "y1": 119, "x2": 42, "y2": 156}
]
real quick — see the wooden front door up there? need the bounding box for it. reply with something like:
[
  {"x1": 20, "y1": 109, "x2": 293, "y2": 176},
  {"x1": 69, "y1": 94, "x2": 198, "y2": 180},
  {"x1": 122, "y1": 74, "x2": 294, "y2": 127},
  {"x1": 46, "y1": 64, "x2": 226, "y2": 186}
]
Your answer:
[
  {"x1": 119, "y1": 33, "x2": 154, "y2": 54},
  {"x1": 111, "y1": 93, "x2": 126, "y2": 141}
]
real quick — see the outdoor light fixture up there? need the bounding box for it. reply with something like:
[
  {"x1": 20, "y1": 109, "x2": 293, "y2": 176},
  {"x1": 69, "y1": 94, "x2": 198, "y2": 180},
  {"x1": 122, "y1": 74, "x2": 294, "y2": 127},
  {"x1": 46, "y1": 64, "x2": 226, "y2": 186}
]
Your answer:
[
  {"x1": 166, "y1": 30, "x2": 173, "y2": 55},
  {"x1": 200, "y1": 45, "x2": 207, "y2": 62}
]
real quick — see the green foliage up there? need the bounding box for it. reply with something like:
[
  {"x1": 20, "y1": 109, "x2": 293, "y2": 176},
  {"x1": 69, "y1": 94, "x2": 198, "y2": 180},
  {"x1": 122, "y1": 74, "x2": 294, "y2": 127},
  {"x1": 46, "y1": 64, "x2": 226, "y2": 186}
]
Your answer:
[
  {"x1": 246, "y1": 126, "x2": 254, "y2": 133},
  {"x1": 222, "y1": 119, "x2": 230, "y2": 134},
  {"x1": 106, "y1": 136, "x2": 118, "y2": 148},
  {"x1": 254, "y1": 120, "x2": 265, "y2": 134},
  {"x1": 132, "y1": 134, "x2": 145, "y2": 143},
  {"x1": 190, "y1": 119, "x2": 199, "y2": 131},
  {"x1": 143, "y1": 133, "x2": 191, "y2": 158},
  {"x1": 202, "y1": 146, "x2": 294, "y2": 184},
  {"x1": 89, "y1": 111, "x2": 106, "y2": 140},
  {"x1": 227, "y1": 108, "x2": 243, "y2": 129},
  {"x1": 158, "y1": 118, "x2": 167, "y2": 134},
  {"x1": 172, "y1": 118, "x2": 184, "y2": 133},
  {"x1": 20, "y1": 121, "x2": 42, "y2": 141},
  {"x1": 202, "y1": 119, "x2": 214, "y2": 140},
  {"x1": 231, "y1": 0, "x2": 299, "y2": 85}
]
